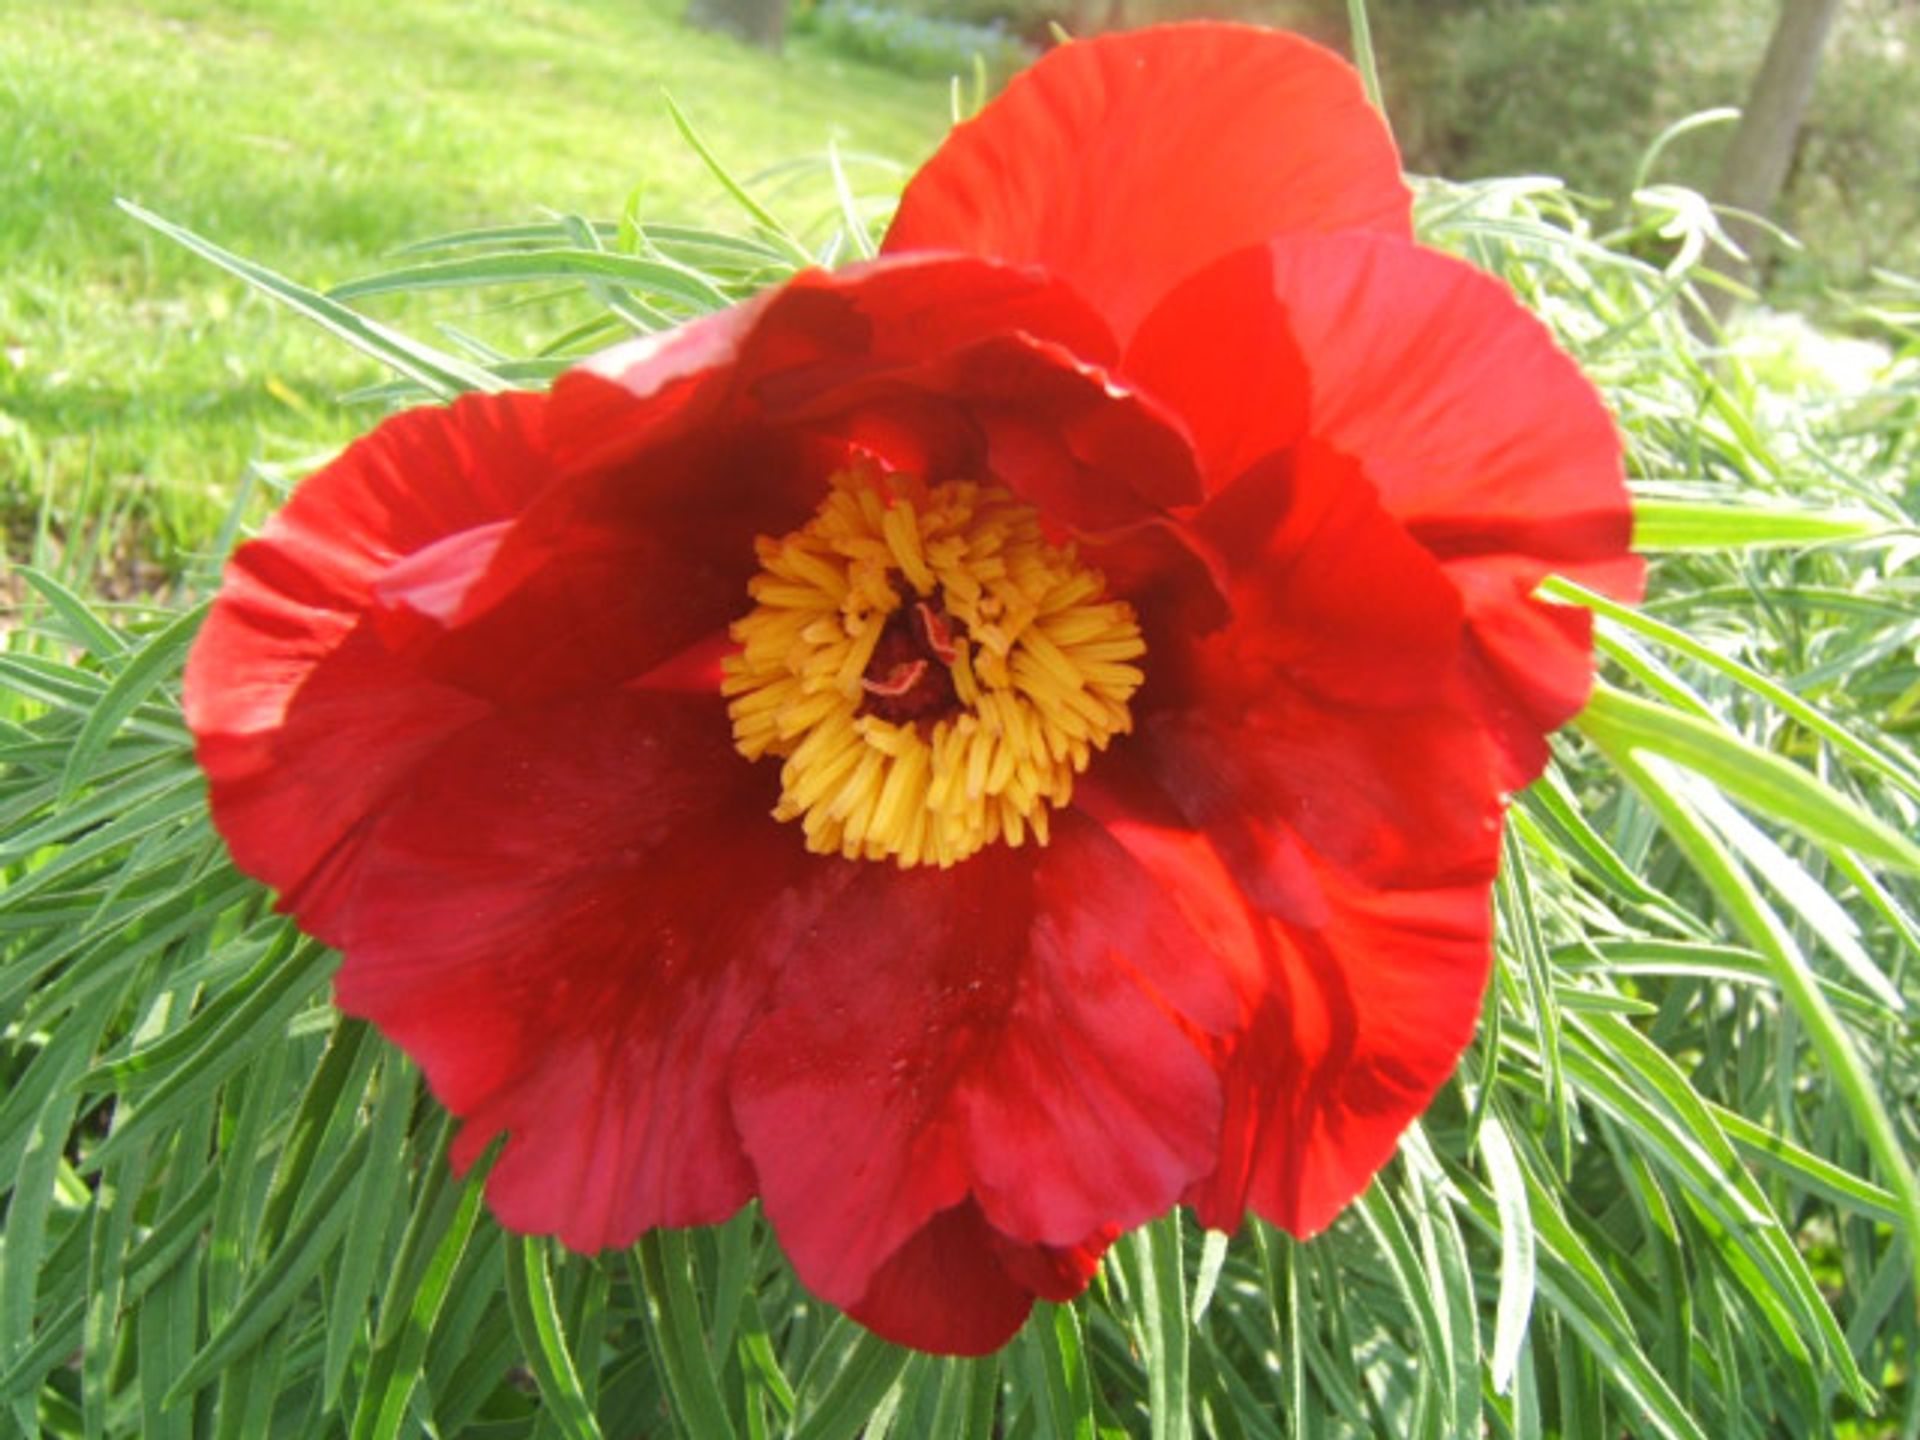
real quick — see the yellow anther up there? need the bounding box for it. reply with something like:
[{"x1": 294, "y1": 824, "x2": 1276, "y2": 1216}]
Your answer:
[{"x1": 722, "y1": 468, "x2": 1143, "y2": 868}]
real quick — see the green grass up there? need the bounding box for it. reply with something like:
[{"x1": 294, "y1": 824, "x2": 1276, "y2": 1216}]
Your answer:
[{"x1": 0, "y1": 0, "x2": 951, "y2": 568}]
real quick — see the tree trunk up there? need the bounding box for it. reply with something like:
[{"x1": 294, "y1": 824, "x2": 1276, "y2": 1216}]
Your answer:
[
  {"x1": 686, "y1": 0, "x2": 786, "y2": 53},
  {"x1": 1707, "y1": 0, "x2": 1844, "y2": 318}
]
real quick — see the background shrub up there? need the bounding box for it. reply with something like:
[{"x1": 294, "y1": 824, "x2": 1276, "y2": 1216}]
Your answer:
[{"x1": 802, "y1": 0, "x2": 1035, "y2": 83}]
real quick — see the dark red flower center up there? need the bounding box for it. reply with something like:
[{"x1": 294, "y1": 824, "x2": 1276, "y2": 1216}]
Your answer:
[{"x1": 859, "y1": 598, "x2": 962, "y2": 725}]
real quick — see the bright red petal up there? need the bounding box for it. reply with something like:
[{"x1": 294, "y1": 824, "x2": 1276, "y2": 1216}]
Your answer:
[
  {"x1": 1132, "y1": 692, "x2": 1501, "y2": 1234},
  {"x1": 335, "y1": 691, "x2": 813, "y2": 1248},
  {"x1": 846, "y1": 1204, "x2": 1035, "y2": 1355},
  {"x1": 184, "y1": 391, "x2": 550, "y2": 937},
  {"x1": 1186, "y1": 443, "x2": 1465, "y2": 712},
  {"x1": 1091, "y1": 678, "x2": 1499, "y2": 1236},
  {"x1": 845, "y1": 1202, "x2": 1109, "y2": 1355},
  {"x1": 730, "y1": 810, "x2": 1230, "y2": 1319},
  {"x1": 1109, "y1": 439, "x2": 1505, "y2": 1233},
  {"x1": 1129, "y1": 233, "x2": 1638, "y2": 783},
  {"x1": 1265, "y1": 234, "x2": 1639, "y2": 780},
  {"x1": 884, "y1": 24, "x2": 1410, "y2": 343},
  {"x1": 1121, "y1": 246, "x2": 1311, "y2": 490},
  {"x1": 1192, "y1": 869, "x2": 1493, "y2": 1235},
  {"x1": 555, "y1": 253, "x2": 1119, "y2": 451}
]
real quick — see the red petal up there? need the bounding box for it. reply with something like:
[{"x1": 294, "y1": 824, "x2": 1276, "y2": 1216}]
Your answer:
[
  {"x1": 1185, "y1": 442, "x2": 1465, "y2": 711},
  {"x1": 730, "y1": 811, "x2": 1229, "y2": 1314},
  {"x1": 1091, "y1": 689, "x2": 1500, "y2": 1237},
  {"x1": 557, "y1": 253, "x2": 1119, "y2": 444},
  {"x1": 192, "y1": 626, "x2": 487, "y2": 944},
  {"x1": 333, "y1": 691, "x2": 811, "y2": 1248},
  {"x1": 1129, "y1": 232, "x2": 1637, "y2": 782},
  {"x1": 1140, "y1": 679, "x2": 1501, "y2": 932},
  {"x1": 991, "y1": 1225, "x2": 1112, "y2": 1304},
  {"x1": 1191, "y1": 869, "x2": 1493, "y2": 1236},
  {"x1": 888, "y1": 333, "x2": 1202, "y2": 521},
  {"x1": 885, "y1": 25, "x2": 1410, "y2": 343},
  {"x1": 845, "y1": 1202, "x2": 1109, "y2": 1355},
  {"x1": 375, "y1": 425, "x2": 827, "y2": 705},
  {"x1": 1116, "y1": 442, "x2": 1507, "y2": 1229},
  {"x1": 1131, "y1": 694, "x2": 1501, "y2": 1232},
  {"x1": 963, "y1": 812, "x2": 1232, "y2": 1242},
  {"x1": 1261, "y1": 234, "x2": 1640, "y2": 780},
  {"x1": 1121, "y1": 245, "x2": 1311, "y2": 490},
  {"x1": 846, "y1": 1204, "x2": 1033, "y2": 1355},
  {"x1": 185, "y1": 391, "x2": 550, "y2": 935}
]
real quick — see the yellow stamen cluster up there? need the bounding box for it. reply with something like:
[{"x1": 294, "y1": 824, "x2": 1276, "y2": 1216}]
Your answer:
[{"x1": 722, "y1": 468, "x2": 1145, "y2": 868}]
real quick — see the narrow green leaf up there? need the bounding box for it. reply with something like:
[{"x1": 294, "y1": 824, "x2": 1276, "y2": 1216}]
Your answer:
[
  {"x1": 1130, "y1": 1212, "x2": 1192, "y2": 1440},
  {"x1": 0, "y1": 756, "x2": 201, "y2": 868},
  {"x1": 1518, "y1": 767, "x2": 1663, "y2": 906},
  {"x1": 0, "y1": 1015, "x2": 98, "y2": 1416},
  {"x1": 1708, "y1": 1105, "x2": 1902, "y2": 1224},
  {"x1": 504, "y1": 1237, "x2": 604, "y2": 1440},
  {"x1": 204, "y1": 1031, "x2": 292, "y2": 1325},
  {"x1": 162, "y1": 1126, "x2": 370, "y2": 1407},
  {"x1": 789, "y1": 1324, "x2": 911, "y2": 1440},
  {"x1": 1587, "y1": 742, "x2": 1920, "y2": 1326},
  {"x1": 1555, "y1": 939, "x2": 1889, "y2": 1024},
  {"x1": 633, "y1": 1231, "x2": 737, "y2": 1440},
  {"x1": 0, "y1": 774, "x2": 205, "y2": 914},
  {"x1": 660, "y1": 97, "x2": 811, "y2": 267},
  {"x1": 1267, "y1": 1231, "x2": 1309, "y2": 1439},
  {"x1": 1563, "y1": 1014, "x2": 1862, "y2": 1401},
  {"x1": 925, "y1": 1356, "x2": 999, "y2": 1440},
  {"x1": 1015, "y1": 1308, "x2": 1078, "y2": 1440},
  {"x1": 251, "y1": 1018, "x2": 377, "y2": 1254},
  {"x1": 118, "y1": 201, "x2": 504, "y2": 395},
  {"x1": 136, "y1": 1125, "x2": 211, "y2": 1440},
  {"x1": 330, "y1": 248, "x2": 730, "y2": 312},
  {"x1": 1628, "y1": 498, "x2": 1886, "y2": 550},
  {"x1": 80, "y1": 910, "x2": 298, "y2": 1093},
  {"x1": 1497, "y1": 828, "x2": 1569, "y2": 1160},
  {"x1": 1673, "y1": 771, "x2": 1904, "y2": 1012},
  {"x1": 322, "y1": 1057, "x2": 417, "y2": 1410},
  {"x1": 1479, "y1": 1113, "x2": 1537, "y2": 1396},
  {"x1": 1550, "y1": 576, "x2": 1920, "y2": 802},
  {"x1": 1344, "y1": 0, "x2": 1386, "y2": 118},
  {"x1": 1578, "y1": 685, "x2": 1920, "y2": 875},
  {"x1": 348, "y1": 1130, "x2": 492, "y2": 1440},
  {"x1": 1356, "y1": 1184, "x2": 1456, "y2": 1427},
  {"x1": 706, "y1": 1205, "x2": 757, "y2": 1363},
  {"x1": 825, "y1": 142, "x2": 877, "y2": 261},
  {"x1": 84, "y1": 934, "x2": 334, "y2": 1174},
  {"x1": 1462, "y1": 1177, "x2": 1705, "y2": 1440},
  {"x1": 1191, "y1": 1228, "x2": 1231, "y2": 1324},
  {"x1": 57, "y1": 603, "x2": 207, "y2": 800},
  {"x1": 0, "y1": 652, "x2": 191, "y2": 741},
  {"x1": 14, "y1": 567, "x2": 127, "y2": 660},
  {"x1": 82, "y1": 1140, "x2": 152, "y2": 1440}
]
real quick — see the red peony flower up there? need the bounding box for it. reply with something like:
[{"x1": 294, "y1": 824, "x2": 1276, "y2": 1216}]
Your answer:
[{"x1": 184, "y1": 24, "x2": 1640, "y2": 1354}]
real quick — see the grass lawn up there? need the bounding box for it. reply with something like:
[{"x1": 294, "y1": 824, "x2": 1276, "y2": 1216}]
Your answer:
[{"x1": 0, "y1": 0, "x2": 953, "y2": 572}]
